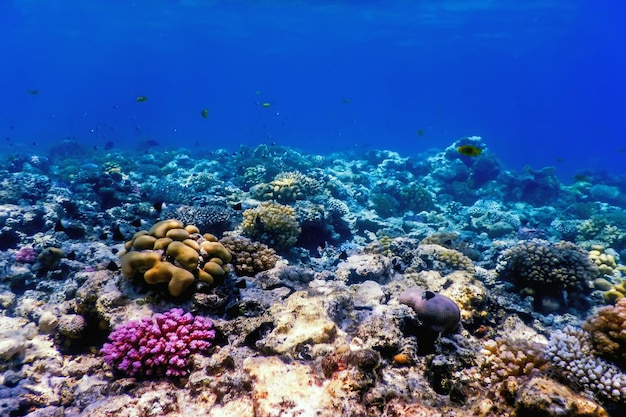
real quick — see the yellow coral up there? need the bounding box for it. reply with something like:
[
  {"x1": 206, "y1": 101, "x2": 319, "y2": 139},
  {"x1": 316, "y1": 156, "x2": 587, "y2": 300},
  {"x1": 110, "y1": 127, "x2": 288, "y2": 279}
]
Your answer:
[
  {"x1": 241, "y1": 202, "x2": 301, "y2": 249},
  {"x1": 119, "y1": 219, "x2": 231, "y2": 296}
]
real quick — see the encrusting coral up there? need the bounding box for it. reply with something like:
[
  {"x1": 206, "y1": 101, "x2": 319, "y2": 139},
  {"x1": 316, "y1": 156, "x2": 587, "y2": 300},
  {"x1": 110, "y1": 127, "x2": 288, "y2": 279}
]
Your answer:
[
  {"x1": 119, "y1": 219, "x2": 232, "y2": 296},
  {"x1": 101, "y1": 308, "x2": 215, "y2": 377}
]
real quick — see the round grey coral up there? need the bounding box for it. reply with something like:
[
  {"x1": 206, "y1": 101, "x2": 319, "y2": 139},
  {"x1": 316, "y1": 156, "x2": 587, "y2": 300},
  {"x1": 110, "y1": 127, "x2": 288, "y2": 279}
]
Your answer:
[{"x1": 399, "y1": 287, "x2": 461, "y2": 334}]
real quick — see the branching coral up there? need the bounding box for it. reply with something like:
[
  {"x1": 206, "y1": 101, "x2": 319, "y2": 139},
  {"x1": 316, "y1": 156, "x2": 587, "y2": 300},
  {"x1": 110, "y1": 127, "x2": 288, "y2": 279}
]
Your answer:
[
  {"x1": 583, "y1": 298, "x2": 626, "y2": 368},
  {"x1": 545, "y1": 325, "x2": 626, "y2": 403},
  {"x1": 219, "y1": 235, "x2": 279, "y2": 276},
  {"x1": 479, "y1": 336, "x2": 547, "y2": 384},
  {"x1": 101, "y1": 308, "x2": 215, "y2": 377}
]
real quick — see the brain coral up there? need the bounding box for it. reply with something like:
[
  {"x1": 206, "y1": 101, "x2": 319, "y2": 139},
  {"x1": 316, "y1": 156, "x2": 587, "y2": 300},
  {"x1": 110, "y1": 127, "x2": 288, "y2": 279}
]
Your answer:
[
  {"x1": 219, "y1": 235, "x2": 279, "y2": 276},
  {"x1": 496, "y1": 239, "x2": 598, "y2": 297},
  {"x1": 119, "y1": 219, "x2": 232, "y2": 296},
  {"x1": 241, "y1": 202, "x2": 301, "y2": 249},
  {"x1": 101, "y1": 308, "x2": 215, "y2": 377}
]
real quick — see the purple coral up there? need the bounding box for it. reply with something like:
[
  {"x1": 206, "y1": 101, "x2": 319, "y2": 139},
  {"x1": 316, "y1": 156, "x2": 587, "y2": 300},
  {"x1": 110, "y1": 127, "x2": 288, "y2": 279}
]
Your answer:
[
  {"x1": 15, "y1": 247, "x2": 37, "y2": 264},
  {"x1": 101, "y1": 308, "x2": 215, "y2": 377}
]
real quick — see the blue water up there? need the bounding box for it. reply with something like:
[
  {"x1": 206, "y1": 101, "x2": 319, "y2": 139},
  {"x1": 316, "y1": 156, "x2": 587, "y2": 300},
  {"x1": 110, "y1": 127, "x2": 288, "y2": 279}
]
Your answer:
[{"x1": 1, "y1": 1, "x2": 624, "y2": 183}]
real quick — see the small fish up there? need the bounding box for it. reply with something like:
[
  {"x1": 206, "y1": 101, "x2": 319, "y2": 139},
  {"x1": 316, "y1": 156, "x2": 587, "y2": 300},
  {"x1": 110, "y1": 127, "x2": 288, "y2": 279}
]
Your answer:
[
  {"x1": 131, "y1": 219, "x2": 144, "y2": 227},
  {"x1": 417, "y1": 129, "x2": 424, "y2": 136},
  {"x1": 338, "y1": 250, "x2": 348, "y2": 260},
  {"x1": 232, "y1": 202, "x2": 243, "y2": 211},
  {"x1": 136, "y1": 96, "x2": 149, "y2": 102},
  {"x1": 201, "y1": 109, "x2": 209, "y2": 118},
  {"x1": 27, "y1": 89, "x2": 39, "y2": 95},
  {"x1": 142, "y1": 139, "x2": 160, "y2": 147},
  {"x1": 153, "y1": 201, "x2": 165, "y2": 213},
  {"x1": 105, "y1": 260, "x2": 119, "y2": 271},
  {"x1": 104, "y1": 141, "x2": 115, "y2": 150},
  {"x1": 341, "y1": 98, "x2": 350, "y2": 104},
  {"x1": 260, "y1": 102, "x2": 272, "y2": 108},
  {"x1": 457, "y1": 145, "x2": 483, "y2": 157},
  {"x1": 421, "y1": 290, "x2": 436, "y2": 300}
]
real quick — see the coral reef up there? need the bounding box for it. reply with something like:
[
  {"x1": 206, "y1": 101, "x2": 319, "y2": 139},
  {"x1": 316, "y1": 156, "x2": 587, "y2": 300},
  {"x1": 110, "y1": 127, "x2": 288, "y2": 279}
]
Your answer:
[{"x1": 3, "y1": 139, "x2": 625, "y2": 416}]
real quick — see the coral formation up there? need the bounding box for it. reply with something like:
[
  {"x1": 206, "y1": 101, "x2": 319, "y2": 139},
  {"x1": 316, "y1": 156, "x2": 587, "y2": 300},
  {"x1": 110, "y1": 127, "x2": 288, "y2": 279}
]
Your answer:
[
  {"x1": 496, "y1": 239, "x2": 599, "y2": 309},
  {"x1": 119, "y1": 219, "x2": 232, "y2": 296},
  {"x1": 241, "y1": 202, "x2": 301, "y2": 249},
  {"x1": 219, "y1": 235, "x2": 279, "y2": 276},
  {"x1": 583, "y1": 298, "x2": 626, "y2": 368},
  {"x1": 101, "y1": 308, "x2": 215, "y2": 377},
  {"x1": 545, "y1": 325, "x2": 626, "y2": 403}
]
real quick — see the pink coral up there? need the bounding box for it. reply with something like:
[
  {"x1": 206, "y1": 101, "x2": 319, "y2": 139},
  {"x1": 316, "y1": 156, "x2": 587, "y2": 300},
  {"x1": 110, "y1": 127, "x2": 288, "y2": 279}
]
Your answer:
[
  {"x1": 101, "y1": 308, "x2": 215, "y2": 377},
  {"x1": 15, "y1": 247, "x2": 37, "y2": 263}
]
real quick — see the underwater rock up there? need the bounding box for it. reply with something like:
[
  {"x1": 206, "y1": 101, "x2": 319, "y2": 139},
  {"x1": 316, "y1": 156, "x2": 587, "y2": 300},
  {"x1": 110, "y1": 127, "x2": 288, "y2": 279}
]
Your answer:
[
  {"x1": 335, "y1": 253, "x2": 391, "y2": 284},
  {"x1": 244, "y1": 356, "x2": 366, "y2": 417},
  {"x1": 513, "y1": 377, "x2": 607, "y2": 417},
  {"x1": 256, "y1": 291, "x2": 340, "y2": 355}
]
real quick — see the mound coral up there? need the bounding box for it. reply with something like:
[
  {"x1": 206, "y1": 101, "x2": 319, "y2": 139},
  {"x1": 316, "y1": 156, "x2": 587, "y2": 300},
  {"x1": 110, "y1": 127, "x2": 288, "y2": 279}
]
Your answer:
[
  {"x1": 219, "y1": 235, "x2": 279, "y2": 276},
  {"x1": 101, "y1": 308, "x2": 215, "y2": 377},
  {"x1": 241, "y1": 202, "x2": 301, "y2": 249},
  {"x1": 496, "y1": 239, "x2": 598, "y2": 303},
  {"x1": 120, "y1": 219, "x2": 232, "y2": 296}
]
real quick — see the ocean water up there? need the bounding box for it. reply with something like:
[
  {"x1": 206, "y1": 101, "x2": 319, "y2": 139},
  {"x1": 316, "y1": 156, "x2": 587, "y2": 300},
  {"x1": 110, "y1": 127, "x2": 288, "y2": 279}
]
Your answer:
[{"x1": 1, "y1": 0, "x2": 624, "y2": 183}]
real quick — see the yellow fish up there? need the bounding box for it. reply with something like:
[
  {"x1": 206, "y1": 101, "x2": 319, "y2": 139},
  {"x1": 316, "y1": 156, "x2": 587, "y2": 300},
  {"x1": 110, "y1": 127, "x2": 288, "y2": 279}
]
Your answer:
[
  {"x1": 136, "y1": 96, "x2": 149, "y2": 102},
  {"x1": 457, "y1": 145, "x2": 483, "y2": 157},
  {"x1": 260, "y1": 102, "x2": 272, "y2": 108},
  {"x1": 201, "y1": 109, "x2": 209, "y2": 118}
]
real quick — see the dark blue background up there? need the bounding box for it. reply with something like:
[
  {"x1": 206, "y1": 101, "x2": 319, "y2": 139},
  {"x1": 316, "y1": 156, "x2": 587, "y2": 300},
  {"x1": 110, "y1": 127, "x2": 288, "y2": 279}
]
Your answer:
[{"x1": 1, "y1": 1, "x2": 624, "y2": 182}]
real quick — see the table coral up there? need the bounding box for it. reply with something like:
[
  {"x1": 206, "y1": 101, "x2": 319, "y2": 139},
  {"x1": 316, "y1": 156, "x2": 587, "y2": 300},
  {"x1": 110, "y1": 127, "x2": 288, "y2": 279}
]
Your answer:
[{"x1": 101, "y1": 308, "x2": 215, "y2": 377}]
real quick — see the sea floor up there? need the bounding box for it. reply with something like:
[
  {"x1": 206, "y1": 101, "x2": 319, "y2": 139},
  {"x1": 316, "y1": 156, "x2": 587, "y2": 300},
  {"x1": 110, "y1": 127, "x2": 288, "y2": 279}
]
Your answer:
[{"x1": 1, "y1": 136, "x2": 625, "y2": 416}]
